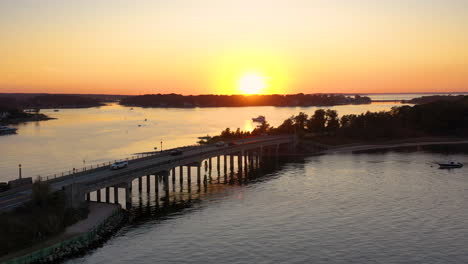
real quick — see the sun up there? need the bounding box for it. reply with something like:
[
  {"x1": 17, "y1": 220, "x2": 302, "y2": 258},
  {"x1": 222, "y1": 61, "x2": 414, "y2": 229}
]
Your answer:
[{"x1": 238, "y1": 73, "x2": 267, "y2": 94}]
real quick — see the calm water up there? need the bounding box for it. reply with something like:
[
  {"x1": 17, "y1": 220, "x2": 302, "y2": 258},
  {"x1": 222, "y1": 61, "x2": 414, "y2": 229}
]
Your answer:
[
  {"x1": 0, "y1": 102, "x2": 404, "y2": 182},
  {"x1": 66, "y1": 145, "x2": 468, "y2": 264},
  {"x1": 3, "y1": 97, "x2": 468, "y2": 263}
]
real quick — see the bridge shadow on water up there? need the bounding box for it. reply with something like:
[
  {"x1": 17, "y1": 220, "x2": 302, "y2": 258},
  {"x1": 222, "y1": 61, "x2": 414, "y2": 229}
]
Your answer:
[{"x1": 126, "y1": 156, "x2": 305, "y2": 226}]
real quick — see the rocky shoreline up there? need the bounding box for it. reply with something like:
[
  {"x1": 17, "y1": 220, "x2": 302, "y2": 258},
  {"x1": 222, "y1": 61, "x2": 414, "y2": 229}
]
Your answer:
[{"x1": 4, "y1": 203, "x2": 128, "y2": 264}]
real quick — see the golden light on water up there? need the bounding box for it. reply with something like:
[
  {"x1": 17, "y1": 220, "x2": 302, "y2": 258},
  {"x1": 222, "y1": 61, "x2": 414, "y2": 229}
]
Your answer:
[{"x1": 238, "y1": 72, "x2": 267, "y2": 94}]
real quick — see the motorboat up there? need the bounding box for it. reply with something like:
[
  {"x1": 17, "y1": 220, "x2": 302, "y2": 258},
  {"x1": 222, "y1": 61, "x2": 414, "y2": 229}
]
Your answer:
[
  {"x1": 438, "y1": 162, "x2": 463, "y2": 169},
  {"x1": 252, "y1": 115, "x2": 266, "y2": 122},
  {"x1": 0, "y1": 126, "x2": 17, "y2": 135}
]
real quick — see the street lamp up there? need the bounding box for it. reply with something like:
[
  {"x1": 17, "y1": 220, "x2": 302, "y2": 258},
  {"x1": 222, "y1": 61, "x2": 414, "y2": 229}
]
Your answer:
[{"x1": 160, "y1": 140, "x2": 163, "y2": 152}]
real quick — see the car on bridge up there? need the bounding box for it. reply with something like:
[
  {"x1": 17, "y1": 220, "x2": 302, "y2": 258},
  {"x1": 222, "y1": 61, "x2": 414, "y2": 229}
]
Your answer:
[
  {"x1": 110, "y1": 160, "x2": 128, "y2": 170},
  {"x1": 215, "y1": 141, "x2": 226, "y2": 147},
  {"x1": 170, "y1": 149, "x2": 183, "y2": 156}
]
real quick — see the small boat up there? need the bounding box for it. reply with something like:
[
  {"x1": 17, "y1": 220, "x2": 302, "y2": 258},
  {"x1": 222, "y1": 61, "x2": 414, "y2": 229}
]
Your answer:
[
  {"x1": 53, "y1": 109, "x2": 60, "y2": 112},
  {"x1": 252, "y1": 115, "x2": 266, "y2": 122},
  {"x1": 438, "y1": 162, "x2": 463, "y2": 169},
  {"x1": 0, "y1": 126, "x2": 18, "y2": 135}
]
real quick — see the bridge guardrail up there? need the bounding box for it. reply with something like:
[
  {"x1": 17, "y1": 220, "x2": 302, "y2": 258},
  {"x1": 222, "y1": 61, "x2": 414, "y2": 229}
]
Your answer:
[
  {"x1": 83, "y1": 137, "x2": 293, "y2": 188},
  {"x1": 38, "y1": 136, "x2": 292, "y2": 184}
]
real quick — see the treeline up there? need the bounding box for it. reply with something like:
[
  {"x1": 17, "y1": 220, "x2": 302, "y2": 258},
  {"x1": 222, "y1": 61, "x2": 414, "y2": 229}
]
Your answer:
[
  {"x1": 120, "y1": 93, "x2": 371, "y2": 108},
  {"x1": 209, "y1": 96, "x2": 468, "y2": 142},
  {"x1": 403, "y1": 95, "x2": 466, "y2": 104},
  {"x1": 0, "y1": 181, "x2": 88, "y2": 256},
  {"x1": 0, "y1": 94, "x2": 104, "y2": 111}
]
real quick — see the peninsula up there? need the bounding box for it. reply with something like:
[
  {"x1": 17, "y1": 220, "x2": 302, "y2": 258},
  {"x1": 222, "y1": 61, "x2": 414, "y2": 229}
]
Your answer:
[{"x1": 119, "y1": 93, "x2": 371, "y2": 108}]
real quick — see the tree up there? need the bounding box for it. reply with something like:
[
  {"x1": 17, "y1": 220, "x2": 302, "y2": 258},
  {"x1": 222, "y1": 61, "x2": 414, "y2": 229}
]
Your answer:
[
  {"x1": 276, "y1": 117, "x2": 294, "y2": 134},
  {"x1": 293, "y1": 112, "x2": 308, "y2": 131},
  {"x1": 307, "y1": 109, "x2": 326, "y2": 133},
  {"x1": 325, "y1": 109, "x2": 339, "y2": 133}
]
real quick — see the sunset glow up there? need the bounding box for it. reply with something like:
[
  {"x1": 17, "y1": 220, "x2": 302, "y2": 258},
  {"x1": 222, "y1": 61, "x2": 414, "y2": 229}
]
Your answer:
[
  {"x1": 0, "y1": 0, "x2": 467, "y2": 95},
  {"x1": 238, "y1": 73, "x2": 267, "y2": 94}
]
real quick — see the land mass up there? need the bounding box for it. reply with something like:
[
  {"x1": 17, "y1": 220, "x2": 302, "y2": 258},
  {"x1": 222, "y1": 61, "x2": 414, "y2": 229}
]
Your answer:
[
  {"x1": 119, "y1": 93, "x2": 372, "y2": 108},
  {"x1": 204, "y1": 95, "x2": 468, "y2": 147},
  {"x1": 402, "y1": 95, "x2": 467, "y2": 104},
  {"x1": 0, "y1": 94, "x2": 107, "y2": 125}
]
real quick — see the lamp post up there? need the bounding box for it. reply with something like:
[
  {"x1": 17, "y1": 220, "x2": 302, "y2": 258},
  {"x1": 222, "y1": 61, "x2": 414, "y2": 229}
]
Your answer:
[
  {"x1": 160, "y1": 140, "x2": 163, "y2": 153},
  {"x1": 18, "y1": 164, "x2": 22, "y2": 179}
]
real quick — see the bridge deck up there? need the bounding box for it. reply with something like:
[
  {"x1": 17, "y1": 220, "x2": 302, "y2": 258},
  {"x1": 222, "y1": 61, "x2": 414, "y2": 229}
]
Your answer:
[{"x1": 0, "y1": 135, "x2": 293, "y2": 211}]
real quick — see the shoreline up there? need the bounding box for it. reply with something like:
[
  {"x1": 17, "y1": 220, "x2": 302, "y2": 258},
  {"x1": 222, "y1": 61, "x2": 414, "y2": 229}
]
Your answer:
[
  {"x1": 1, "y1": 202, "x2": 127, "y2": 264},
  {"x1": 0, "y1": 114, "x2": 55, "y2": 126}
]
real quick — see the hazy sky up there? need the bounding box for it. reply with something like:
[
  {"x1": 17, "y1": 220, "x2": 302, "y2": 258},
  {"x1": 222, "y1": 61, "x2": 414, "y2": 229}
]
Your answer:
[{"x1": 1, "y1": 0, "x2": 467, "y2": 95}]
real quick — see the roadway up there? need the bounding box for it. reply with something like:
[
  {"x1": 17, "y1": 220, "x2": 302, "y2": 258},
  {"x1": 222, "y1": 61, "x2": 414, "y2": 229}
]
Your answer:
[{"x1": 0, "y1": 136, "x2": 292, "y2": 211}]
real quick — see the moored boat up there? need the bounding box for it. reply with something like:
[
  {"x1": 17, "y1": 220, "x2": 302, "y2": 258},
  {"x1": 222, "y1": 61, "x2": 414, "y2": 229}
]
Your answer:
[
  {"x1": 0, "y1": 126, "x2": 18, "y2": 135},
  {"x1": 252, "y1": 115, "x2": 266, "y2": 122},
  {"x1": 438, "y1": 162, "x2": 463, "y2": 169}
]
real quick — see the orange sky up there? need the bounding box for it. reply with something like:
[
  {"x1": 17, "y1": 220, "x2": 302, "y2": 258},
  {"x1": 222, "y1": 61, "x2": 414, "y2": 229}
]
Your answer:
[{"x1": 1, "y1": 0, "x2": 467, "y2": 95}]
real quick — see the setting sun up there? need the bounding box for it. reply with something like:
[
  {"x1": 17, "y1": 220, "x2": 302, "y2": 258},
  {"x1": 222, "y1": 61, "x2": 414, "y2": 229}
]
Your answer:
[{"x1": 238, "y1": 73, "x2": 267, "y2": 94}]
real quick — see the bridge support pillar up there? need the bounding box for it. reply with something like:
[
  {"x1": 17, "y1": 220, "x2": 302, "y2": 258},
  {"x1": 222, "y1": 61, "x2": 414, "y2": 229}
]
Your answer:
[
  {"x1": 238, "y1": 152, "x2": 243, "y2": 176},
  {"x1": 125, "y1": 183, "x2": 132, "y2": 209},
  {"x1": 197, "y1": 165, "x2": 201, "y2": 186},
  {"x1": 146, "y1": 175, "x2": 150, "y2": 193},
  {"x1": 187, "y1": 166, "x2": 192, "y2": 186},
  {"x1": 154, "y1": 175, "x2": 159, "y2": 197},
  {"x1": 171, "y1": 168, "x2": 176, "y2": 191},
  {"x1": 64, "y1": 183, "x2": 86, "y2": 209},
  {"x1": 179, "y1": 166, "x2": 184, "y2": 190},
  {"x1": 86, "y1": 192, "x2": 90, "y2": 201},
  {"x1": 160, "y1": 171, "x2": 170, "y2": 200},
  {"x1": 259, "y1": 146, "x2": 263, "y2": 163},
  {"x1": 105, "y1": 187, "x2": 110, "y2": 203},
  {"x1": 96, "y1": 189, "x2": 101, "y2": 202},
  {"x1": 209, "y1": 157, "x2": 212, "y2": 170},
  {"x1": 114, "y1": 186, "x2": 119, "y2": 204},
  {"x1": 223, "y1": 155, "x2": 227, "y2": 175},
  {"x1": 230, "y1": 155, "x2": 234, "y2": 172},
  {"x1": 138, "y1": 177, "x2": 142, "y2": 192},
  {"x1": 216, "y1": 156, "x2": 220, "y2": 171},
  {"x1": 244, "y1": 152, "x2": 248, "y2": 174},
  {"x1": 256, "y1": 151, "x2": 260, "y2": 168}
]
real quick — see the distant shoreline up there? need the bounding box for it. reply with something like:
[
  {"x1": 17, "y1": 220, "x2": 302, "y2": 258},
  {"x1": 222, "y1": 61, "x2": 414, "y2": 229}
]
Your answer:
[{"x1": 0, "y1": 114, "x2": 55, "y2": 126}]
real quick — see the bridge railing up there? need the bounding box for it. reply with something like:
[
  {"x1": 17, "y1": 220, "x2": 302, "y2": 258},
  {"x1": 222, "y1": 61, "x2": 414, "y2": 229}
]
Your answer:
[
  {"x1": 84, "y1": 137, "x2": 294, "y2": 189},
  {"x1": 41, "y1": 152, "x2": 159, "y2": 183},
  {"x1": 39, "y1": 136, "x2": 293, "y2": 184}
]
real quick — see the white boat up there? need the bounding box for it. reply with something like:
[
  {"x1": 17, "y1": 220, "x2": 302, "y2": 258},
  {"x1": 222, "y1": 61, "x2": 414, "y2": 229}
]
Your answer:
[
  {"x1": 0, "y1": 126, "x2": 18, "y2": 135},
  {"x1": 438, "y1": 162, "x2": 463, "y2": 169},
  {"x1": 252, "y1": 115, "x2": 266, "y2": 122}
]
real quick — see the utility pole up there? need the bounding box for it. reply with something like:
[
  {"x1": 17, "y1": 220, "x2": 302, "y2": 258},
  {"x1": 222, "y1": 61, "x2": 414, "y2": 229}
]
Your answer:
[
  {"x1": 18, "y1": 164, "x2": 22, "y2": 179},
  {"x1": 161, "y1": 140, "x2": 163, "y2": 152}
]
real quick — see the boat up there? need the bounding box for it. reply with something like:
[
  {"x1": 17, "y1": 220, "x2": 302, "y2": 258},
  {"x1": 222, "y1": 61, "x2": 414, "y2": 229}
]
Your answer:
[
  {"x1": 438, "y1": 162, "x2": 463, "y2": 169},
  {"x1": 53, "y1": 109, "x2": 60, "y2": 112},
  {"x1": 0, "y1": 126, "x2": 18, "y2": 135},
  {"x1": 252, "y1": 115, "x2": 266, "y2": 122}
]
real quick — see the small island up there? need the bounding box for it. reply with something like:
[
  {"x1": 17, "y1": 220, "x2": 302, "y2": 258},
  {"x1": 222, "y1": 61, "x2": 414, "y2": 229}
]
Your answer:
[{"x1": 119, "y1": 93, "x2": 371, "y2": 108}]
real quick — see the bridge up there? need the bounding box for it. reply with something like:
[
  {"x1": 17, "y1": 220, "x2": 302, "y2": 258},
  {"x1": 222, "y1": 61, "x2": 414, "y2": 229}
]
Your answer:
[{"x1": 0, "y1": 135, "x2": 295, "y2": 211}]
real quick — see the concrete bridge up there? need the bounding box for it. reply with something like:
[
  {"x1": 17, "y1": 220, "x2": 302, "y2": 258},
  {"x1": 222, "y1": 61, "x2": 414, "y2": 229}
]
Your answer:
[{"x1": 0, "y1": 135, "x2": 295, "y2": 211}]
